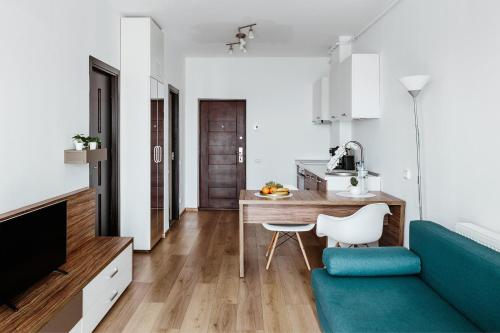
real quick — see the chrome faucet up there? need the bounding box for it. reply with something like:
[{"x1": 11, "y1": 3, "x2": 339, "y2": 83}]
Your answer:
[{"x1": 345, "y1": 141, "x2": 364, "y2": 164}]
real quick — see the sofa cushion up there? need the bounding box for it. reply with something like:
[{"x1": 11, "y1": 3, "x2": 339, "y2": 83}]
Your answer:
[
  {"x1": 323, "y1": 247, "x2": 421, "y2": 277},
  {"x1": 311, "y1": 268, "x2": 480, "y2": 333},
  {"x1": 410, "y1": 221, "x2": 500, "y2": 332}
]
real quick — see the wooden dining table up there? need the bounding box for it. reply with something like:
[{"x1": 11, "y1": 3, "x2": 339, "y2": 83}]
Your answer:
[{"x1": 239, "y1": 190, "x2": 406, "y2": 277}]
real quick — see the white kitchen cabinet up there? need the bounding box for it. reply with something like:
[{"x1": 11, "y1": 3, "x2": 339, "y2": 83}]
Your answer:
[
  {"x1": 330, "y1": 54, "x2": 380, "y2": 120},
  {"x1": 312, "y1": 76, "x2": 330, "y2": 124}
]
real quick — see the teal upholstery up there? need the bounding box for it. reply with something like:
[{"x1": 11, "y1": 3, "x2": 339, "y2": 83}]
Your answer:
[
  {"x1": 410, "y1": 221, "x2": 500, "y2": 332},
  {"x1": 312, "y1": 269, "x2": 479, "y2": 332},
  {"x1": 323, "y1": 247, "x2": 421, "y2": 276},
  {"x1": 311, "y1": 220, "x2": 500, "y2": 333}
]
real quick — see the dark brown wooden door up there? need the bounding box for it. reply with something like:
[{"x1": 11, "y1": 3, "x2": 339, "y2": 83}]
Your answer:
[
  {"x1": 168, "y1": 86, "x2": 180, "y2": 224},
  {"x1": 199, "y1": 100, "x2": 246, "y2": 209},
  {"x1": 89, "y1": 68, "x2": 113, "y2": 236}
]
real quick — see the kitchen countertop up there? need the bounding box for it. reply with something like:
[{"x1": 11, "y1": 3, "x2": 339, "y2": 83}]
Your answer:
[{"x1": 295, "y1": 159, "x2": 380, "y2": 179}]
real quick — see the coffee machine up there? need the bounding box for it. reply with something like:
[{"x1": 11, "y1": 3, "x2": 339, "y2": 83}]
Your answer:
[{"x1": 329, "y1": 147, "x2": 355, "y2": 170}]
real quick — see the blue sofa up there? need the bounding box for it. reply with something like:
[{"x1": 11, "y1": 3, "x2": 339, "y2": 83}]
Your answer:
[{"x1": 311, "y1": 221, "x2": 500, "y2": 332}]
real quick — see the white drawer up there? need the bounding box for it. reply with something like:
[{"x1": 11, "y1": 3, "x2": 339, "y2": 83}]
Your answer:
[
  {"x1": 82, "y1": 244, "x2": 132, "y2": 333},
  {"x1": 83, "y1": 244, "x2": 132, "y2": 308}
]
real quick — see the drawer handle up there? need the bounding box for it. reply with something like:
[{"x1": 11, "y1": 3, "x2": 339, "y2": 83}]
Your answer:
[
  {"x1": 108, "y1": 268, "x2": 119, "y2": 279},
  {"x1": 109, "y1": 290, "x2": 119, "y2": 302}
]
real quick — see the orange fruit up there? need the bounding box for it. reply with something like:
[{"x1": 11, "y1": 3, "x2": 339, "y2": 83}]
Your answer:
[{"x1": 261, "y1": 187, "x2": 270, "y2": 195}]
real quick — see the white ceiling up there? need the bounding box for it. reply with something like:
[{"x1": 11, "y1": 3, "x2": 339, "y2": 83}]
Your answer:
[{"x1": 107, "y1": 0, "x2": 395, "y2": 57}]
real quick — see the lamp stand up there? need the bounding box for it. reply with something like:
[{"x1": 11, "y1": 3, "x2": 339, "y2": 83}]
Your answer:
[{"x1": 411, "y1": 95, "x2": 423, "y2": 220}]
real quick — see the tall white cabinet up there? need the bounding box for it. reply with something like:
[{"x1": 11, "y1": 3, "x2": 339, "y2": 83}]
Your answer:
[{"x1": 120, "y1": 17, "x2": 167, "y2": 251}]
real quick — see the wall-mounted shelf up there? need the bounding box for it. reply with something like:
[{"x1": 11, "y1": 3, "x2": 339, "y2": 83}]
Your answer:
[{"x1": 64, "y1": 149, "x2": 107, "y2": 164}]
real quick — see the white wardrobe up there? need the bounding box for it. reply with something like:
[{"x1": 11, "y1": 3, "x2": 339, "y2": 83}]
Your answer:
[{"x1": 120, "y1": 17, "x2": 168, "y2": 250}]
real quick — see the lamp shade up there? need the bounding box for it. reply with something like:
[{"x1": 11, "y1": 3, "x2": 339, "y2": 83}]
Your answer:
[{"x1": 399, "y1": 75, "x2": 430, "y2": 92}]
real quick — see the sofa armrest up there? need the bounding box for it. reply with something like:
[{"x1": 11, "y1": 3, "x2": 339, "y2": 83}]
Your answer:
[{"x1": 323, "y1": 247, "x2": 421, "y2": 277}]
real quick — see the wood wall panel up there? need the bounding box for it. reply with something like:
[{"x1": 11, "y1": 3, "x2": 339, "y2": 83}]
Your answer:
[{"x1": 66, "y1": 188, "x2": 96, "y2": 254}]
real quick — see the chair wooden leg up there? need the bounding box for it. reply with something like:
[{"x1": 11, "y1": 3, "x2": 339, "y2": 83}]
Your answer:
[
  {"x1": 266, "y1": 231, "x2": 279, "y2": 270},
  {"x1": 296, "y1": 232, "x2": 311, "y2": 271},
  {"x1": 265, "y1": 232, "x2": 278, "y2": 258}
]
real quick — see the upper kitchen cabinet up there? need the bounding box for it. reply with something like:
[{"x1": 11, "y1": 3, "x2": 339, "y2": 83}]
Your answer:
[
  {"x1": 330, "y1": 54, "x2": 380, "y2": 120},
  {"x1": 312, "y1": 76, "x2": 331, "y2": 124}
]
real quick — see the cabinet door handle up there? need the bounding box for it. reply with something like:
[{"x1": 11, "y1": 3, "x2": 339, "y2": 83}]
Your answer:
[
  {"x1": 109, "y1": 290, "x2": 119, "y2": 302},
  {"x1": 108, "y1": 267, "x2": 119, "y2": 279},
  {"x1": 158, "y1": 146, "x2": 162, "y2": 163}
]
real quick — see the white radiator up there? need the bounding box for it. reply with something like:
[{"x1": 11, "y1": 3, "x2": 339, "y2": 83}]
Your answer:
[{"x1": 455, "y1": 223, "x2": 500, "y2": 252}]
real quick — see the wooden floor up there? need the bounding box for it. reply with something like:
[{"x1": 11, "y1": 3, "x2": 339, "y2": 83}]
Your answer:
[{"x1": 96, "y1": 210, "x2": 324, "y2": 333}]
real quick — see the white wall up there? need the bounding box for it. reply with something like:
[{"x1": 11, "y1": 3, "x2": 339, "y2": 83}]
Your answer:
[
  {"x1": 0, "y1": 0, "x2": 120, "y2": 213},
  {"x1": 184, "y1": 57, "x2": 330, "y2": 208},
  {"x1": 343, "y1": 0, "x2": 500, "y2": 238}
]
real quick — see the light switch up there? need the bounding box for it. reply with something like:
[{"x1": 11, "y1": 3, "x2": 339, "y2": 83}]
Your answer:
[{"x1": 403, "y1": 169, "x2": 411, "y2": 180}]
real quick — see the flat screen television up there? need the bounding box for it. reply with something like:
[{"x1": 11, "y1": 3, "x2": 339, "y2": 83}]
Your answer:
[{"x1": 0, "y1": 200, "x2": 67, "y2": 310}]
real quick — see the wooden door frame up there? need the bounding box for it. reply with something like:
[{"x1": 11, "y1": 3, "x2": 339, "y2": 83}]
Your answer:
[
  {"x1": 89, "y1": 56, "x2": 120, "y2": 235},
  {"x1": 198, "y1": 99, "x2": 247, "y2": 210},
  {"x1": 168, "y1": 84, "x2": 180, "y2": 224}
]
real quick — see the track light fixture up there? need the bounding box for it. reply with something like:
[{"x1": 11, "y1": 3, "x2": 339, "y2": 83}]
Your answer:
[
  {"x1": 226, "y1": 42, "x2": 238, "y2": 54},
  {"x1": 248, "y1": 26, "x2": 255, "y2": 39},
  {"x1": 225, "y1": 23, "x2": 256, "y2": 54}
]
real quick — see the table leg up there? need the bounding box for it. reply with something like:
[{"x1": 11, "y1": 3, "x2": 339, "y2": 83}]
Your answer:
[{"x1": 239, "y1": 203, "x2": 244, "y2": 278}]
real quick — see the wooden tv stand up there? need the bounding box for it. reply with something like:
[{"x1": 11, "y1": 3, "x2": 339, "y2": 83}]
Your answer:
[{"x1": 0, "y1": 188, "x2": 133, "y2": 332}]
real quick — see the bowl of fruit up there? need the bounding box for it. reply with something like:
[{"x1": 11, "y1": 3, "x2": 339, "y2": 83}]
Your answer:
[{"x1": 255, "y1": 181, "x2": 292, "y2": 199}]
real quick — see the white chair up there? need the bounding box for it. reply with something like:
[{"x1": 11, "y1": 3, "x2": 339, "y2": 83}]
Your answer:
[
  {"x1": 263, "y1": 185, "x2": 315, "y2": 271},
  {"x1": 316, "y1": 203, "x2": 392, "y2": 248}
]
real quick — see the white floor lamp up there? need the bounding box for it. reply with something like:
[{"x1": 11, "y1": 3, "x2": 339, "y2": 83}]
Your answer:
[{"x1": 400, "y1": 75, "x2": 430, "y2": 220}]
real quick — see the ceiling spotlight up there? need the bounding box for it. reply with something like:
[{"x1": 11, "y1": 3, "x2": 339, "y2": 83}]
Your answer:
[
  {"x1": 226, "y1": 42, "x2": 237, "y2": 55},
  {"x1": 241, "y1": 45, "x2": 247, "y2": 53},
  {"x1": 248, "y1": 27, "x2": 255, "y2": 39}
]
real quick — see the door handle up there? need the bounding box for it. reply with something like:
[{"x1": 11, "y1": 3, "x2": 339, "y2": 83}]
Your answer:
[
  {"x1": 238, "y1": 147, "x2": 244, "y2": 163},
  {"x1": 154, "y1": 146, "x2": 159, "y2": 163},
  {"x1": 158, "y1": 146, "x2": 162, "y2": 163}
]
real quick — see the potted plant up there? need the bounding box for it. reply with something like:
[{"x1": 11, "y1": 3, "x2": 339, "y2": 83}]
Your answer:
[
  {"x1": 72, "y1": 134, "x2": 86, "y2": 151},
  {"x1": 349, "y1": 177, "x2": 361, "y2": 195},
  {"x1": 87, "y1": 137, "x2": 101, "y2": 150}
]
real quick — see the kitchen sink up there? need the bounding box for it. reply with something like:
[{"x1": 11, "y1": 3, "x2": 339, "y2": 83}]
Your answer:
[{"x1": 326, "y1": 170, "x2": 358, "y2": 176}]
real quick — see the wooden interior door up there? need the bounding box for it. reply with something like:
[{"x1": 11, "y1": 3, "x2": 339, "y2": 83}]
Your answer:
[
  {"x1": 168, "y1": 86, "x2": 180, "y2": 224},
  {"x1": 199, "y1": 100, "x2": 246, "y2": 210},
  {"x1": 89, "y1": 57, "x2": 119, "y2": 237}
]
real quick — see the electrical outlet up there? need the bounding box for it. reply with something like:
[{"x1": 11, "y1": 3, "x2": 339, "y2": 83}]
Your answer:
[{"x1": 403, "y1": 169, "x2": 412, "y2": 180}]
